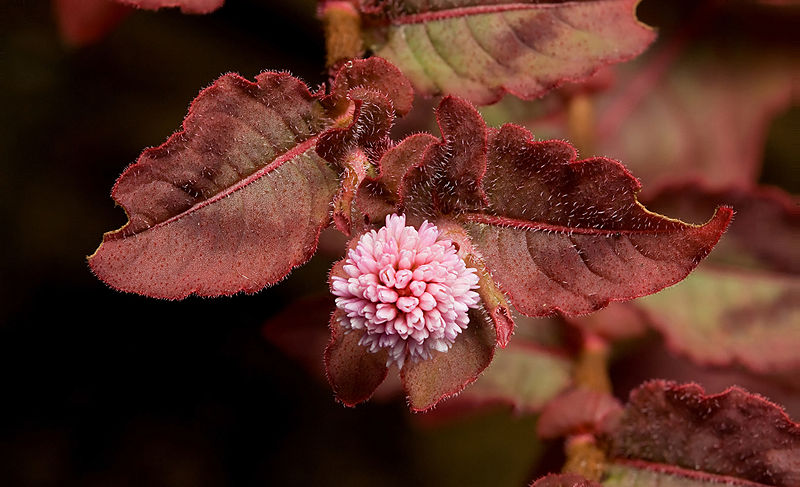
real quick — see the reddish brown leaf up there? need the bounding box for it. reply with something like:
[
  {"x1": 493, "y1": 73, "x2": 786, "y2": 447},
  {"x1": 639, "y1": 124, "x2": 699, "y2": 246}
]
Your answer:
[
  {"x1": 401, "y1": 308, "x2": 496, "y2": 412},
  {"x1": 90, "y1": 58, "x2": 414, "y2": 299},
  {"x1": 595, "y1": 48, "x2": 796, "y2": 193},
  {"x1": 461, "y1": 121, "x2": 733, "y2": 317},
  {"x1": 116, "y1": 0, "x2": 224, "y2": 14},
  {"x1": 324, "y1": 310, "x2": 390, "y2": 406},
  {"x1": 89, "y1": 71, "x2": 339, "y2": 298},
  {"x1": 537, "y1": 388, "x2": 623, "y2": 439},
  {"x1": 359, "y1": 0, "x2": 655, "y2": 105},
  {"x1": 605, "y1": 380, "x2": 800, "y2": 487},
  {"x1": 636, "y1": 268, "x2": 800, "y2": 374},
  {"x1": 404, "y1": 96, "x2": 489, "y2": 215},
  {"x1": 54, "y1": 0, "x2": 130, "y2": 47}
]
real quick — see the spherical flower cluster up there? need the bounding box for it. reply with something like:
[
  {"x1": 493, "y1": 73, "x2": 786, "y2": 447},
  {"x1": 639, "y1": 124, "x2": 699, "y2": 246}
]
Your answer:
[{"x1": 331, "y1": 214, "x2": 481, "y2": 368}]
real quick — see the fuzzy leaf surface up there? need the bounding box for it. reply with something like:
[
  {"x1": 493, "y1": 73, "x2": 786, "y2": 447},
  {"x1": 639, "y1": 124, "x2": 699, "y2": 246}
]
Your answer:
[
  {"x1": 457, "y1": 119, "x2": 732, "y2": 317},
  {"x1": 637, "y1": 268, "x2": 800, "y2": 373},
  {"x1": 116, "y1": 0, "x2": 224, "y2": 14},
  {"x1": 89, "y1": 71, "x2": 339, "y2": 298},
  {"x1": 606, "y1": 380, "x2": 800, "y2": 487},
  {"x1": 360, "y1": 0, "x2": 655, "y2": 105}
]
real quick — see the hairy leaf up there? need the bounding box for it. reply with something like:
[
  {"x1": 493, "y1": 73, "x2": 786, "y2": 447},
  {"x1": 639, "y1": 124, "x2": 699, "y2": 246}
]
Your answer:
[
  {"x1": 605, "y1": 380, "x2": 800, "y2": 487},
  {"x1": 54, "y1": 0, "x2": 130, "y2": 46},
  {"x1": 401, "y1": 308, "x2": 496, "y2": 412},
  {"x1": 458, "y1": 341, "x2": 572, "y2": 413},
  {"x1": 116, "y1": 0, "x2": 224, "y2": 14},
  {"x1": 360, "y1": 0, "x2": 655, "y2": 105},
  {"x1": 90, "y1": 71, "x2": 338, "y2": 298},
  {"x1": 461, "y1": 125, "x2": 732, "y2": 316},
  {"x1": 636, "y1": 268, "x2": 800, "y2": 374},
  {"x1": 394, "y1": 96, "x2": 732, "y2": 316},
  {"x1": 90, "y1": 59, "x2": 408, "y2": 298}
]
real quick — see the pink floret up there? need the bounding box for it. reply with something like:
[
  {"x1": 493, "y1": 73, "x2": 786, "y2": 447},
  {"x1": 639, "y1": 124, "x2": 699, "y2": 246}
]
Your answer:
[{"x1": 331, "y1": 214, "x2": 480, "y2": 368}]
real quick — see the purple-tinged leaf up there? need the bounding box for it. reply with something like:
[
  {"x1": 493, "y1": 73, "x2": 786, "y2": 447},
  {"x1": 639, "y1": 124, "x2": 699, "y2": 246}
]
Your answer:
[
  {"x1": 89, "y1": 71, "x2": 339, "y2": 298},
  {"x1": 605, "y1": 380, "x2": 800, "y2": 487},
  {"x1": 636, "y1": 268, "x2": 800, "y2": 374},
  {"x1": 401, "y1": 308, "x2": 496, "y2": 412},
  {"x1": 457, "y1": 341, "x2": 572, "y2": 414},
  {"x1": 460, "y1": 121, "x2": 733, "y2": 317},
  {"x1": 359, "y1": 0, "x2": 656, "y2": 105},
  {"x1": 537, "y1": 388, "x2": 622, "y2": 439},
  {"x1": 529, "y1": 473, "x2": 601, "y2": 487},
  {"x1": 116, "y1": 0, "x2": 224, "y2": 14}
]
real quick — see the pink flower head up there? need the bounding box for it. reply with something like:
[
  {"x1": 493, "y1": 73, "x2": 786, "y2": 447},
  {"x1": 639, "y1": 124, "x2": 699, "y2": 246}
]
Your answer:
[{"x1": 331, "y1": 214, "x2": 480, "y2": 368}]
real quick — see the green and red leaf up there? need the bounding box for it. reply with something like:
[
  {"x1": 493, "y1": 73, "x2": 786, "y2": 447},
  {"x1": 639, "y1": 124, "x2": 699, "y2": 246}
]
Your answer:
[
  {"x1": 637, "y1": 268, "x2": 800, "y2": 374},
  {"x1": 359, "y1": 0, "x2": 656, "y2": 105}
]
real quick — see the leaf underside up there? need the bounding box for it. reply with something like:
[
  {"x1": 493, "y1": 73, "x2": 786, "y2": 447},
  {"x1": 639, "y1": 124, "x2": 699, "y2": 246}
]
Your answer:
[
  {"x1": 361, "y1": 0, "x2": 655, "y2": 104},
  {"x1": 606, "y1": 380, "x2": 800, "y2": 487},
  {"x1": 530, "y1": 473, "x2": 601, "y2": 487},
  {"x1": 89, "y1": 72, "x2": 338, "y2": 298}
]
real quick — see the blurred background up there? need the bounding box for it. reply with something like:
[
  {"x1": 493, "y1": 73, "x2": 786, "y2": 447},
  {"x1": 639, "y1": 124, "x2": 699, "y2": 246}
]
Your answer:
[{"x1": 0, "y1": 1, "x2": 796, "y2": 486}]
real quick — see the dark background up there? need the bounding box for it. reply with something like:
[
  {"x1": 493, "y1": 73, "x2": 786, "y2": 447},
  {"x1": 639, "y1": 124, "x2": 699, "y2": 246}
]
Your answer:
[{"x1": 1, "y1": 1, "x2": 796, "y2": 486}]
